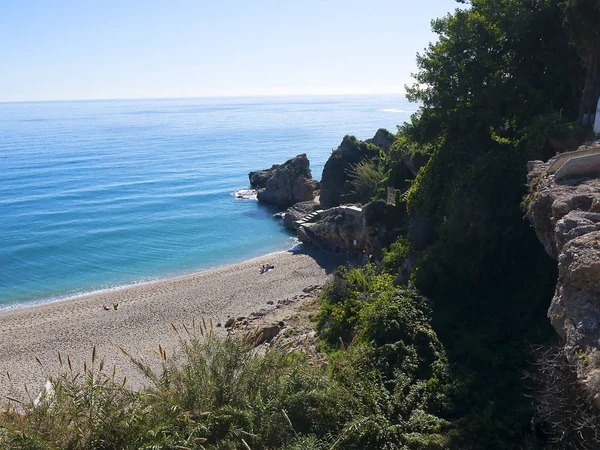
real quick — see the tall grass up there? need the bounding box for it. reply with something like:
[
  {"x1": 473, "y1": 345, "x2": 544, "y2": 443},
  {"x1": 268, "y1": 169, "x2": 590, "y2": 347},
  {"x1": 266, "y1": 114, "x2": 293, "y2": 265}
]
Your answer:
[
  {"x1": 0, "y1": 312, "x2": 453, "y2": 449},
  {"x1": 0, "y1": 328, "x2": 356, "y2": 449},
  {"x1": 346, "y1": 160, "x2": 385, "y2": 204}
]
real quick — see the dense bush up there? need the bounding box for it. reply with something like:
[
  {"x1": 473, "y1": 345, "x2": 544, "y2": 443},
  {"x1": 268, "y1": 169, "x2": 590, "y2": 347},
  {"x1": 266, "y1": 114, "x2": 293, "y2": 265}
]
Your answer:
[
  {"x1": 1, "y1": 337, "x2": 362, "y2": 449},
  {"x1": 381, "y1": 237, "x2": 412, "y2": 275},
  {"x1": 317, "y1": 265, "x2": 456, "y2": 449}
]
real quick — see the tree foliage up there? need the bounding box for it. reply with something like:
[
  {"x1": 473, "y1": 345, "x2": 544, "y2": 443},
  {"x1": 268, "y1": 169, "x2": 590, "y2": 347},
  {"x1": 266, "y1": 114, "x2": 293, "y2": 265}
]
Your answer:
[
  {"x1": 405, "y1": 0, "x2": 581, "y2": 142},
  {"x1": 395, "y1": 0, "x2": 585, "y2": 447}
]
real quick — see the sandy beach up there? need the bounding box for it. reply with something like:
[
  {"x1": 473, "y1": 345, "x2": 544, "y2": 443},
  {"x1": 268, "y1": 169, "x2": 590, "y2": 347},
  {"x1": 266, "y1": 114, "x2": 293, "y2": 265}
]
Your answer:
[{"x1": 0, "y1": 248, "x2": 343, "y2": 399}]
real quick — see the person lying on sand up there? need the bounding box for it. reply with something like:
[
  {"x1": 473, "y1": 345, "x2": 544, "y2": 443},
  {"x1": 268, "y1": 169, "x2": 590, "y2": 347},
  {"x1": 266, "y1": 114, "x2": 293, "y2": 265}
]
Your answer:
[
  {"x1": 259, "y1": 264, "x2": 275, "y2": 274},
  {"x1": 103, "y1": 305, "x2": 111, "y2": 311}
]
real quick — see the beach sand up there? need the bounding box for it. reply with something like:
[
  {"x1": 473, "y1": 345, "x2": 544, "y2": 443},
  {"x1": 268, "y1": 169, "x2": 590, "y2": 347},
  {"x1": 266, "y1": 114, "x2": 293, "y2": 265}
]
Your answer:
[{"x1": 0, "y1": 248, "x2": 344, "y2": 399}]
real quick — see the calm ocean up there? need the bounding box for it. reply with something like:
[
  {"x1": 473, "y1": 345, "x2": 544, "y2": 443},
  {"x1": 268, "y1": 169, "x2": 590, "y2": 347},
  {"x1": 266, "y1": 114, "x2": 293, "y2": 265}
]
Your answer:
[{"x1": 0, "y1": 95, "x2": 414, "y2": 310}]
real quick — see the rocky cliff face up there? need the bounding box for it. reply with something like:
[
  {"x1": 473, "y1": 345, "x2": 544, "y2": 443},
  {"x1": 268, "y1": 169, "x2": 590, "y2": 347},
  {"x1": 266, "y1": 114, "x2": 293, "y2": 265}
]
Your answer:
[
  {"x1": 365, "y1": 128, "x2": 396, "y2": 152},
  {"x1": 249, "y1": 154, "x2": 319, "y2": 207},
  {"x1": 319, "y1": 129, "x2": 426, "y2": 209},
  {"x1": 319, "y1": 134, "x2": 385, "y2": 208},
  {"x1": 526, "y1": 141, "x2": 600, "y2": 402}
]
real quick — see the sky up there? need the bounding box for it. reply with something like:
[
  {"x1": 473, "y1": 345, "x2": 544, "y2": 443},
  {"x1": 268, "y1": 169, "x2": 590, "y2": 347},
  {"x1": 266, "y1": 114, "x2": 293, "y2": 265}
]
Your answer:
[{"x1": 0, "y1": 0, "x2": 460, "y2": 102}]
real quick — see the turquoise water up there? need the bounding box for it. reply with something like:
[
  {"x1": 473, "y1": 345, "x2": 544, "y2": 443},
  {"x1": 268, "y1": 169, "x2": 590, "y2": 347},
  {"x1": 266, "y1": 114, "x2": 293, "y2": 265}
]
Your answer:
[{"x1": 0, "y1": 95, "x2": 414, "y2": 309}]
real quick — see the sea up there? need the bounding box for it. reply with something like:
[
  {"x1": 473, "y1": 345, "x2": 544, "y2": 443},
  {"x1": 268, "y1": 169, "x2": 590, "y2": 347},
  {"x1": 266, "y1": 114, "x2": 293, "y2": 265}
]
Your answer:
[{"x1": 0, "y1": 95, "x2": 415, "y2": 310}]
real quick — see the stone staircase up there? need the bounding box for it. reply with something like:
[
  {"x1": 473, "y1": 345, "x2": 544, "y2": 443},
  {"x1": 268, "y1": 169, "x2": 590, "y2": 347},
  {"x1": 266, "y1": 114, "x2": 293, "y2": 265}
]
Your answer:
[
  {"x1": 294, "y1": 210, "x2": 324, "y2": 228},
  {"x1": 294, "y1": 205, "x2": 363, "y2": 228}
]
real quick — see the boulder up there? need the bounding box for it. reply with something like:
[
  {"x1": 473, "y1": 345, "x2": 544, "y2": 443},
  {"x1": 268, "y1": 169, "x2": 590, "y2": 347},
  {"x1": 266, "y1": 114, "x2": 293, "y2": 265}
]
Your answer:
[
  {"x1": 244, "y1": 323, "x2": 282, "y2": 345},
  {"x1": 249, "y1": 154, "x2": 319, "y2": 207},
  {"x1": 283, "y1": 200, "x2": 320, "y2": 230},
  {"x1": 249, "y1": 170, "x2": 272, "y2": 188},
  {"x1": 318, "y1": 129, "x2": 424, "y2": 208}
]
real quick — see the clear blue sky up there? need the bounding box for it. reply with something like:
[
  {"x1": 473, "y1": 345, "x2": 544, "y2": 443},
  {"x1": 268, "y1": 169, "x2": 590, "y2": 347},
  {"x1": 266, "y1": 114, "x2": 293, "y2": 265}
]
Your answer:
[{"x1": 0, "y1": 0, "x2": 459, "y2": 102}]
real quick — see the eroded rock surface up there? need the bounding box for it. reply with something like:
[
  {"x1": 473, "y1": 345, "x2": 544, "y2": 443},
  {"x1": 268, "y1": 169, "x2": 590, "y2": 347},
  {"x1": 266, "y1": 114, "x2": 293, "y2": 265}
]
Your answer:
[
  {"x1": 319, "y1": 134, "x2": 386, "y2": 208},
  {"x1": 282, "y1": 200, "x2": 320, "y2": 230},
  {"x1": 366, "y1": 128, "x2": 396, "y2": 152},
  {"x1": 249, "y1": 154, "x2": 319, "y2": 207},
  {"x1": 526, "y1": 142, "x2": 600, "y2": 395},
  {"x1": 297, "y1": 200, "x2": 406, "y2": 256}
]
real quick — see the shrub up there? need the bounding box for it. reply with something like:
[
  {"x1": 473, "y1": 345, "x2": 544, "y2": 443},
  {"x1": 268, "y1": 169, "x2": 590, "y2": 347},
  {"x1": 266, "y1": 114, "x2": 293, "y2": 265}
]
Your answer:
[
  {"x1": 346, "y1": 160, "x2": 385, "y2": 204},
  {"x1": 381, "y1": 237, "x2": 413, "y2": 276}
]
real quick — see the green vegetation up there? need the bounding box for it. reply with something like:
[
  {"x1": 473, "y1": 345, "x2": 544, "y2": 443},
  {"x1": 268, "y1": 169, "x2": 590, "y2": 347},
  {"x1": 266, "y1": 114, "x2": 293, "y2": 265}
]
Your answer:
[
  {"x1": 0, "y1": 318, "x2": 454, "y2": 450},
  {"x1": 341, "y1": 0, "x2": 597, "y2": 447},
  {"x1": 3, "y1": 0, "x2": 600, "y2": 448},
  {"x1": 346, "y1": 160, "x2": 385, "y2": 205}
]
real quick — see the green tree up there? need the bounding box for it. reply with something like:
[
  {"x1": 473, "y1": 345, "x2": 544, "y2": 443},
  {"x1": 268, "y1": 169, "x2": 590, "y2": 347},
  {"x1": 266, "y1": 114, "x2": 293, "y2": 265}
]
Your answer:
[
  {"x1": 405, "y1": 0, "x2": 581, "y2": 143},
  {"x1": 396, "y1": 0, "x2": 580, "y2": 447}
]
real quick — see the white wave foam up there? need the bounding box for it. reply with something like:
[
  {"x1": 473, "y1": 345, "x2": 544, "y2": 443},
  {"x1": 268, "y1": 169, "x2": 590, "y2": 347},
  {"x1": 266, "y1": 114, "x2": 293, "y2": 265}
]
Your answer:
[
  {"x1": 233, "y1": 188, "x2": 258, "y2": 200},
  {"x1": 378, "y1": 108, "x2": 415, "y2": 113}
]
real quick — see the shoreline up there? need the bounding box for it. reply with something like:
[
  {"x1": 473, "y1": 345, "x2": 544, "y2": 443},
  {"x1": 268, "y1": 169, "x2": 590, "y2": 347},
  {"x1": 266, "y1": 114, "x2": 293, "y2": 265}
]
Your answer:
[
  {"x1": 0, "y1": 247, "x2": 344, "y2": 399},
  {"x1": 0, "y1": 247, "x2": 299, "y2": 314}
]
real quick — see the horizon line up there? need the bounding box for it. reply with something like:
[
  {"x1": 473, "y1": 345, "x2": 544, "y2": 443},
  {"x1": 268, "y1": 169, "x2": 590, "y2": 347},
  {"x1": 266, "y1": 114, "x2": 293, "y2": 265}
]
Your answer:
[{"x1": 0, "y1": 90, "x2": 408, "y2": 105}]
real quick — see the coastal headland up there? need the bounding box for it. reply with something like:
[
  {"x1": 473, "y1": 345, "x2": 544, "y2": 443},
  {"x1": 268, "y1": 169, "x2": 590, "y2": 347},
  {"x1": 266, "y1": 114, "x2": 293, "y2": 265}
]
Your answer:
[{"x1": 0, "y1": 248, "x2": 343, "y2": 398}]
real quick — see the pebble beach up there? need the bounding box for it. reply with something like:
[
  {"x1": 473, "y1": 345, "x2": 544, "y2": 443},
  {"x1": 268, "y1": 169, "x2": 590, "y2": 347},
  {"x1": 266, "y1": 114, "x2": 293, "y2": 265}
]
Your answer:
[{"x1": 0, "y1": 249, "x2": 342, "y2": 399}]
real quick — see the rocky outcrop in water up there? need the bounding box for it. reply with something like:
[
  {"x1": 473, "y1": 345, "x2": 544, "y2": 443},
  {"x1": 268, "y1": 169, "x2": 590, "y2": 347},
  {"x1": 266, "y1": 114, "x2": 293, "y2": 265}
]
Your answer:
[
  {"x1": 249, "y1": 154, "x2": 319, "y2": 207},
  {"x1": 526, "y1": 140, "x2": 600, "y2": 402}
]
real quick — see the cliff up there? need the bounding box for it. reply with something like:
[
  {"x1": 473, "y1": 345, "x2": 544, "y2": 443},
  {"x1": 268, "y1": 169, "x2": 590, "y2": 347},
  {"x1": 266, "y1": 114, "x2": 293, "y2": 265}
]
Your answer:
[
  {"x1": 319, "y1": 133, "x2": 386, "y2": 208},
  {"x1": 526, "y1": 141, "x2": 600, "y2": 403}
]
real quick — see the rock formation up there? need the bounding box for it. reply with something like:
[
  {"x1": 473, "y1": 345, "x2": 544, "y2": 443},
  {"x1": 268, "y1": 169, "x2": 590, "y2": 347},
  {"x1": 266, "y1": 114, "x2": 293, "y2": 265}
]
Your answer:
[
  {"x1": 366, "y1": 128, "x2": 396, "y2": 152},
  {"x1": 319, "y1": 129, "x2": 427, "y2": 209},
  {"x1": 296, "y1": 200, "x2": 406, "y2": 256},
  {"x1": 282, "y1": 200, "x2": 320, "y2": 230},
  {"x1": 249, "y1": 154, "x2": 319, "y2": 207},
  {"x1": 526, "y1": 140, "x2": 600, "y2": 400},
  {"x1": 319, "y1": 134, "x2": 384, "y2": 208}
]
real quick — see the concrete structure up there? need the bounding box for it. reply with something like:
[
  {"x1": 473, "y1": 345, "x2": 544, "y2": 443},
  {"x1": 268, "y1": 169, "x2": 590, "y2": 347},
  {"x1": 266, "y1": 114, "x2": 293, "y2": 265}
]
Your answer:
[
  {"x1": 548, "y1": 146, "x2": 600, "y2": 174},
  {"x1": 555, "y1": 153, "x2": 600, "y2": 181}
]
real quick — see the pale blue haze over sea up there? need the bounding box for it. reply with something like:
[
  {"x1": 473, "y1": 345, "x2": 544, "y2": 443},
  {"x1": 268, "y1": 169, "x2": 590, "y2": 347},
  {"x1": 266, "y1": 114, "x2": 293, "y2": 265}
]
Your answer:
[{"x1": 0, "y1": 95, "x2": 414, "y2": 310}]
